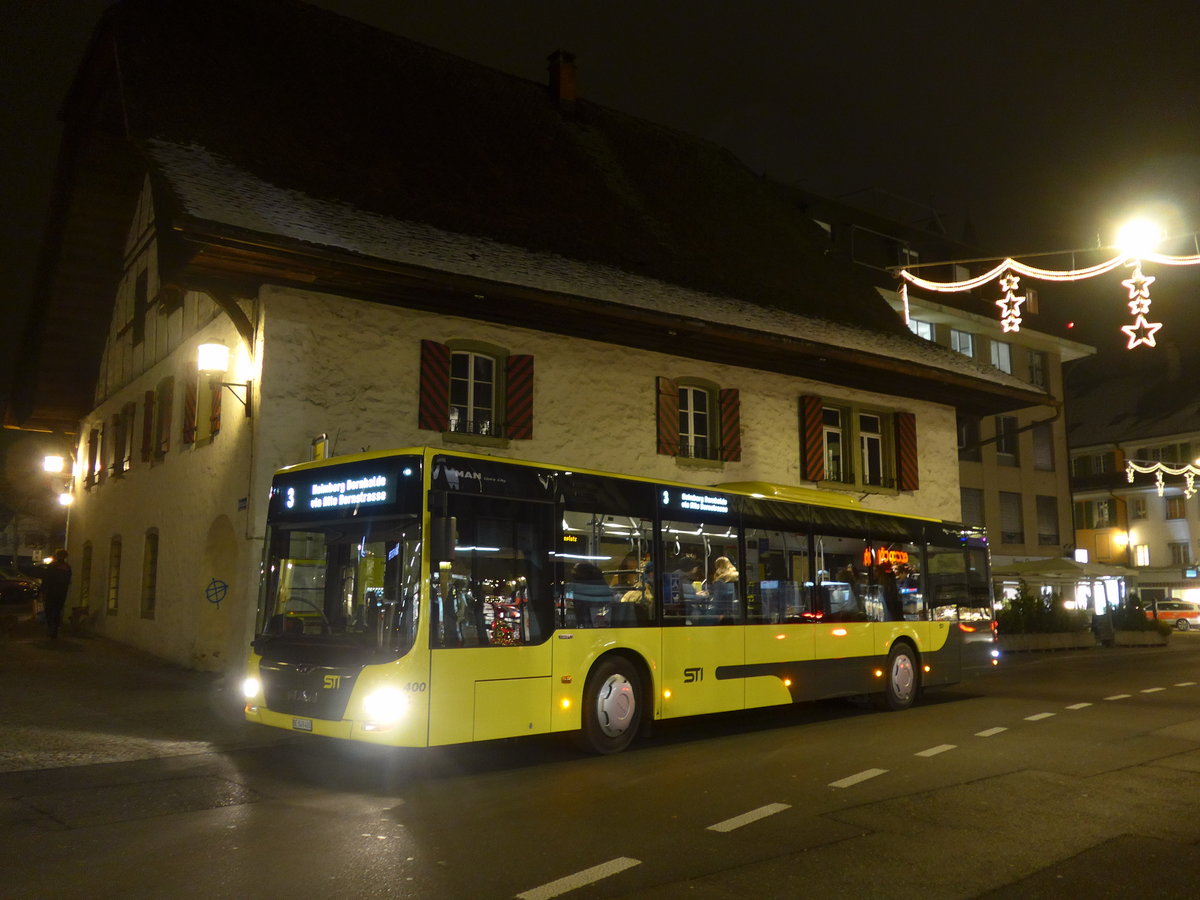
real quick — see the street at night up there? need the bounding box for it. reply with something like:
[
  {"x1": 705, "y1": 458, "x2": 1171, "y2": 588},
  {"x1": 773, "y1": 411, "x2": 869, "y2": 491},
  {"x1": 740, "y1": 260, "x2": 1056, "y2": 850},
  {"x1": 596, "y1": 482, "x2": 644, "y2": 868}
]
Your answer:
[{"x1": 4, "y1": 629, "x2": 1199, "y2": 899}]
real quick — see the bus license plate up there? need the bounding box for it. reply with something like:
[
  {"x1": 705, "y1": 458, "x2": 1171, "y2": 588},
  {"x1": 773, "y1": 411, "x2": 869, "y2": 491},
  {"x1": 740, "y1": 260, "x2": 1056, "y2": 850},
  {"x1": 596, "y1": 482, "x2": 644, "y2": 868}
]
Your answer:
[{"x1": 292, "y1": 718, "x2": 313, "y2": 732}]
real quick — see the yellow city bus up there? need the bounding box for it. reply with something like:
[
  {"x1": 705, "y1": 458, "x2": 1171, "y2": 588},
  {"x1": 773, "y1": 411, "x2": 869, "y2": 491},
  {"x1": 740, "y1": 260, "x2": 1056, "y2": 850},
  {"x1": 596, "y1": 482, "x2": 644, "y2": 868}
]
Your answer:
[{"x1": 242, "y1": 447, "x2": 997, "y2": 753}]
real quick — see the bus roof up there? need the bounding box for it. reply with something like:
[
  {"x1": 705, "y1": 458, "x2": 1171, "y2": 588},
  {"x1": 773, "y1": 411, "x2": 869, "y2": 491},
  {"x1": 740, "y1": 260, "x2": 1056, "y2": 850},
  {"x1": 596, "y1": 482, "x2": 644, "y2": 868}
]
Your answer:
[{"x1": 273, "y1": 446, "x2": 943, "y2": 523}]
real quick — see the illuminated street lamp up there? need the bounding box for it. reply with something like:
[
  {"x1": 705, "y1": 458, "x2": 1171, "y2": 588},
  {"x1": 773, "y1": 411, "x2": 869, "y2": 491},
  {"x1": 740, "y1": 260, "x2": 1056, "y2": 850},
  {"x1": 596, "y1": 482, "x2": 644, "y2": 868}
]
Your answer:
[{"x1": 1115, "y1": 218, "x2": 1164, "y2": 258}]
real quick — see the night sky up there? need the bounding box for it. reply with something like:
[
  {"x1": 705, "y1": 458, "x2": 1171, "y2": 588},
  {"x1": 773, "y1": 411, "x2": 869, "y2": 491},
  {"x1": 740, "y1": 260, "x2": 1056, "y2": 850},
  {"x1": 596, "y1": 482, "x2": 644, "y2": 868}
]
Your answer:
[{"x1": 4, "y1": 0, "x2": 1200, "y2": 405}]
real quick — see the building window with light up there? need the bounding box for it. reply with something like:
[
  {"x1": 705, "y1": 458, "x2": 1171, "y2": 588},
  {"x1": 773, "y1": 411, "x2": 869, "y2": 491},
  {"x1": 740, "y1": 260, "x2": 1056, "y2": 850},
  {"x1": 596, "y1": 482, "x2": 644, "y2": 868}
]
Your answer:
[
  {"x1": 999, "y1": 491, "x2": 1024, "y2": 544},
  {"x1": 799, "y1": 396, "x2": 918, "y2": 492},
  {"x1": 418, "y1": 340, "x2": 534, "y2": 441},
  {"x1": 908, "y1": 318, "x2": 933, "y2": 340},
  {"x1": 950, "y1": 329, "x2": 974, "y2": 358},
  {"x1": 1134, "y1": 544, "x2": 1150, "y2": 566},
  {"x1": 990, "y1": 340, "x2": 1013, "y2": 374},
  {"x1": 1129, "y1": 497, "x2": 1147, "y2": 519},
  {"x1": 1166, "y1": 495, "x2": 1187, "y2": 519},
  {"x1": 1028, "y1": 349, "x2": 1048, "y2": 388},
  {"x1": 995, "y1": 416, "x2": 1020, "y2": 466},
  {"x1": 960, "y1": 487, "x2": 984, "y2": 527},
  {"x1": 957, "y1": 415, "x2": 981, "y2": 462},
  {"x1": 1036, "y1": 495, "x2": 1059, "y2": 546},
  {"x1": 1031, "y1": 422, "x2": 1054, "y2": 471},
  {"x1": 655, "y1": 377, "x2": 741, "y2": 463},
  {"x1": 677, "y1": 385, "x2": 713, "y2": 460},
  {"x1": 1169, "y1": 541, "x2": 1191, "y2": 565}
]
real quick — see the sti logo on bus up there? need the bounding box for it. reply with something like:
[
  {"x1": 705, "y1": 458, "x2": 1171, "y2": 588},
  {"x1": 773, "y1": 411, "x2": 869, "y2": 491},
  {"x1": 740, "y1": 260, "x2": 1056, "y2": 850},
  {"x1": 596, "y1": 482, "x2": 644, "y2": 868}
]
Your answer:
[
  {"x1": 323, "y1": 675, "x2": 343, "y2": 689},
  {"x1": 683, "y1": 667, "x2": 703, "y2": 683}
]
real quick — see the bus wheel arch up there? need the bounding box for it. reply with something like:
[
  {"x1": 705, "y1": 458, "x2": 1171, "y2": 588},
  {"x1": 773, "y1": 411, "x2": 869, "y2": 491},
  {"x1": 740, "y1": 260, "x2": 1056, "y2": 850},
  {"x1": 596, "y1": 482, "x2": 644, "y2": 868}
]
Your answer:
[
  {"x1": 874, "y1": 639, "x2": 920, "y2": 711},
  {"x1": 576, "y1": 651, "x2": 649, "y2": 754}
]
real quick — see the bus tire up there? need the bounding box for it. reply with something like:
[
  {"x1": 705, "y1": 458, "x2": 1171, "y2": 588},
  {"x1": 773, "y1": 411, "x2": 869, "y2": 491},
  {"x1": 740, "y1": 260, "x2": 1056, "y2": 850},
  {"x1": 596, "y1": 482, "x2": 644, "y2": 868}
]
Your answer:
[
  {"x1": 578, "y1": 656, "x2": 642, "y2": 754},
  {"x1": 874, "y1": 642, "x2": 919, "y2": 711}
]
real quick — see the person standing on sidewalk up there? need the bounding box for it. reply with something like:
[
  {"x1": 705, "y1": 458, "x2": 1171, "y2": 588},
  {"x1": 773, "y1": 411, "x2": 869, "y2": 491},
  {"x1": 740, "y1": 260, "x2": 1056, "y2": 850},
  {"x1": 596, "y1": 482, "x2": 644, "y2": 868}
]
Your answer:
[{"x1": 41, "y1": 549, "x2": 72, "y2": 639}]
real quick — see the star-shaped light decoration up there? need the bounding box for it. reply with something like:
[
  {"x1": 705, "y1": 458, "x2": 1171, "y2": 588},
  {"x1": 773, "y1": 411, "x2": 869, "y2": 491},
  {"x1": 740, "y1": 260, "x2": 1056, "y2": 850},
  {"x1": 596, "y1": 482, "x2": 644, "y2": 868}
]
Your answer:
[
  {"x1": 1121, "y1": 264, "x2": 1155, "y2": 300},
  {"x1": 1127, "y1": 296, "x2": 1152, "y2": 316},
  {"x1": 1121, "y1": 314, "x2": 1163, "y2": 349},
  {"x1": 995, "y1": 272, "x2": 1025, "y2": 332}
]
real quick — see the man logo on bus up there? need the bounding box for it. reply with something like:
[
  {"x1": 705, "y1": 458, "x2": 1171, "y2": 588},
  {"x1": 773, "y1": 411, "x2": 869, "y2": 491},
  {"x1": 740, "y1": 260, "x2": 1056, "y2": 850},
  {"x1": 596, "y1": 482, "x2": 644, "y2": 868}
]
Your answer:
[{"x1": 683, "y1": 667, "x2": 703, "y2": 683}]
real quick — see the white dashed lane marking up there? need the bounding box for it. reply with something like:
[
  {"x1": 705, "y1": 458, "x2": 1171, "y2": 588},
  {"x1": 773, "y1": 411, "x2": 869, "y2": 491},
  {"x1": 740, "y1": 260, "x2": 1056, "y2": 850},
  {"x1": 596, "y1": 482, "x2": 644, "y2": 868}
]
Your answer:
[
  {"x1": 1176, "y1": 682, "x2": 1197, "y2": 687},
  {"x1": 516, "y1": 858, "x2": 641, "y2": 900},
  {"x1": 1025, "y1": 713, "x2": 1055, "y2": 721},
  {"x1": 707, "y1": 803, "x2": 791, "y2": 833},
  {"x1": 976, "y1": 727, "x2": 1007, "y2": 737},
  {"x1": 915, "y1": 744, "x2": 956, "y2": 757},
  {"x1": 1141, "y1": 687, "x2": 1165, "y2": 693},
  {"x1": 1065, "y1": 702, "x2": 1092, "y2": 710},
  {"x1": 829, "y1": 768, "x2": 887, "y2": 789},
  {"x1": 1105, "y1": 694, "x2": 1132, "y2": 701}
]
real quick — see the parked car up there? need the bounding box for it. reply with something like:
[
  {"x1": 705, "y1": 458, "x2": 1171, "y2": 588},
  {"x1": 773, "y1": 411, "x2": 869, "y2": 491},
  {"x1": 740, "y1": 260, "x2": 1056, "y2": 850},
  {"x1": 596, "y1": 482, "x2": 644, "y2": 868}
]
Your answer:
[
  {"x1": 0, "y1": 567, "x2": 41, "y2": 611},
  {"x1": 1146, "y1": 599, "x2": 1200, "y2": 631}
]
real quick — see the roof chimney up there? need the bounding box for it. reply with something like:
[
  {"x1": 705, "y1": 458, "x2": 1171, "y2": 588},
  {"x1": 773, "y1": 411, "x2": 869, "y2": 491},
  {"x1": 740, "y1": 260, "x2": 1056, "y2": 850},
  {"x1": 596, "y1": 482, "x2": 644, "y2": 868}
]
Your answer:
[{"x1": 547, "y1": 50, "x2": 577, "y2": 111}]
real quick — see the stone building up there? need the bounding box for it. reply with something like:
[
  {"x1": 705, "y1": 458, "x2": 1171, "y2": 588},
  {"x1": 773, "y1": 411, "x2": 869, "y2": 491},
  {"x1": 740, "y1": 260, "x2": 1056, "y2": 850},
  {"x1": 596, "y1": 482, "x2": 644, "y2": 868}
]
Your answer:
[{"x1": 10, "y1": 0, "x2": 1050, "y2": 672}]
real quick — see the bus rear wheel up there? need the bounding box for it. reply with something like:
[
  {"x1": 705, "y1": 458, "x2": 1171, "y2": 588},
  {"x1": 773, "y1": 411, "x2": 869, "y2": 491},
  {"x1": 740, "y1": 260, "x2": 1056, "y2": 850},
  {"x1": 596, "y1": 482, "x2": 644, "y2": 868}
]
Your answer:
[
  {"x1": 578, "y1": 656, "x2": 642, "y2": 754},
  {"x1": 874, "y1": 642, "x2": 919, "y2": 711}
]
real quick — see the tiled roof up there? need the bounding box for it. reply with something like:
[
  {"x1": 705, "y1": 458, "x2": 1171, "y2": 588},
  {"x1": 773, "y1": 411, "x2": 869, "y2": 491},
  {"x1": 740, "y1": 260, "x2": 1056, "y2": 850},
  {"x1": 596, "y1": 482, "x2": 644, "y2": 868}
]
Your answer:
[{"x1": 13, "y1": 0, "x2": 1050, "y2": 428}]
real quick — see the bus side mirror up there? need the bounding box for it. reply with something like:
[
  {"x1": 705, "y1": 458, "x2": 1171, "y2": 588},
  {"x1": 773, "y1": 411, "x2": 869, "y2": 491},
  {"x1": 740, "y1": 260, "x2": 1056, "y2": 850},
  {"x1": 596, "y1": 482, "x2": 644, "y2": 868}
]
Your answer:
[{"x1": 431, "y1": 516, "x2": 457, "y2": 563}]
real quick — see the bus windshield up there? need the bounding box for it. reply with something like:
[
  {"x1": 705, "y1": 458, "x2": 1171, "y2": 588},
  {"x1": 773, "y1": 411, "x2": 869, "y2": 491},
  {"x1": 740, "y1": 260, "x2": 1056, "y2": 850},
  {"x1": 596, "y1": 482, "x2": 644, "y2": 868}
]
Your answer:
[{"x1": 257, "y1": 516, "x2": 422, "y2": 658}]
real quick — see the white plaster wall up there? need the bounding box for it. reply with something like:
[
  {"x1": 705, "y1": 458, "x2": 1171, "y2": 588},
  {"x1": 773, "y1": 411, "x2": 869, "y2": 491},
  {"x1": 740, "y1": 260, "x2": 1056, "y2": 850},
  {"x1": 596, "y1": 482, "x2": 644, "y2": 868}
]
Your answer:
[
  {"x1": 255, "y1": 286, "x2": 962, "y2": 522},
  {"x1": 69, "y1": 312, "x2": 257, "y2": 673}
]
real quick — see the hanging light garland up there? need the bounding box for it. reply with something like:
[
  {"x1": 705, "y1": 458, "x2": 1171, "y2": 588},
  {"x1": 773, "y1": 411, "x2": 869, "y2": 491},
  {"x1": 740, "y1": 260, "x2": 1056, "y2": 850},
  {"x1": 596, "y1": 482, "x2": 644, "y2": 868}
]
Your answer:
[
  {"x1": 899, "y1": 248, "x2": 1200, "y2": 350},
  {"x1": 1126, "y1": 459, "x2": 1200, "y2": 499}
]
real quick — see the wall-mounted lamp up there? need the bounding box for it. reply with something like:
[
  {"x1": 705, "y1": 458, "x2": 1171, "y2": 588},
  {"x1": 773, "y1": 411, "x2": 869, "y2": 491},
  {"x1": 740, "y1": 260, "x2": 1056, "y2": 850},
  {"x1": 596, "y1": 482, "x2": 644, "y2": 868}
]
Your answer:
[
  {"x1": 43, "y1": 453, "x2": 74, "y2": 506},
  {"x1": 197, "y1": 341, "x2": 252, "y2": 417}
]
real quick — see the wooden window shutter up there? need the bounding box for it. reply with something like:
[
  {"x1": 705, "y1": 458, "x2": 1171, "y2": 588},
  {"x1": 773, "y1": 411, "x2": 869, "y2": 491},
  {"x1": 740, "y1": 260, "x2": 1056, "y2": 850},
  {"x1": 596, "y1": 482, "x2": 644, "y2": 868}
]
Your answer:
[
  {"x1": 141, "y1": 391, "x2": 155, "y2": 462},
  {"x1": 799, "y1": 395, "x2": 825, "y2": 481},
  {"x1": 86, "y1": 427, "x2": 99, "y2": 489},
  {"x1": 157, "y1": 377, "x2": 174, "y2": 456},
  {"x1": 418, "y1": 339, "x2": 451, "y2": 431},
  {"x1": 210, "y1": 379, "x2": 223, "y2": 436},
  {"x1": 656, "y1": 377, "x2": 680, "y2": 456},
  {"x1": 110, "y1": 413, "x2": 123, "y2": 475},
  {"x1": 505, "y1": 354, "x2": 534, "y2": 440},
  {"x1": 181, "y1": 363, "x2": 198, "y2": 445},
  {"x1": 97, "y1": 423, "x2": 109, "y2": 485},
  {"x1": 718, "y1": 388, "x2": 741, "y2": 461},
  {"x1": 895, "y1": 411, "x2": 919, "y2": 491}
]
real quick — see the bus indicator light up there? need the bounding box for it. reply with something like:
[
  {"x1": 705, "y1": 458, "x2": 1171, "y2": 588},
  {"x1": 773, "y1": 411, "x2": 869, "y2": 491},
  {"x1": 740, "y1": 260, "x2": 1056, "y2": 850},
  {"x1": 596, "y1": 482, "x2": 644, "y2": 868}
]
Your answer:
[{"x1": 832, "y1": 628, "x2": 848, "y2": 637}]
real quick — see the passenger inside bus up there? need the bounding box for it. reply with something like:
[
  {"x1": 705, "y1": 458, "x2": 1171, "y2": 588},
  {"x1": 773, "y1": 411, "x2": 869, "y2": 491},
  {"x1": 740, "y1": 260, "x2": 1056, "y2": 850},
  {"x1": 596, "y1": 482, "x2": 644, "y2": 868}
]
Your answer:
[{"x1": 569, "y1": 561, "x2": 612, "y2": 627}]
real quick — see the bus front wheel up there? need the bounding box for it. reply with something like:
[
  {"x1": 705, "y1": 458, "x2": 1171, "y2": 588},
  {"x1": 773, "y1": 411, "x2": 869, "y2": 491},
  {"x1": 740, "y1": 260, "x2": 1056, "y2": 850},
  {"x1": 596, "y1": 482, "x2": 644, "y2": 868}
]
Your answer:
[
  {"x1": 578, "y1": 656, "x2": 642, "y2": 754},
  {"x1": 874, "y1": 643, "x2": 919, "y2": 711}
]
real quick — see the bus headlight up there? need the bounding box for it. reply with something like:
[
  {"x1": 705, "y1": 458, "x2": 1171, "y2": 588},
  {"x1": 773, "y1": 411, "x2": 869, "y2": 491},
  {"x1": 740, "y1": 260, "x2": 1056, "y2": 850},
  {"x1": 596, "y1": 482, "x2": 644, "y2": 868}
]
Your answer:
[
  {"x1": 363, "y1": 687, "x2": 409, "y2": 725},
  {"x1": 242, "y1": 677, "x2": 261, "y2": 699}
]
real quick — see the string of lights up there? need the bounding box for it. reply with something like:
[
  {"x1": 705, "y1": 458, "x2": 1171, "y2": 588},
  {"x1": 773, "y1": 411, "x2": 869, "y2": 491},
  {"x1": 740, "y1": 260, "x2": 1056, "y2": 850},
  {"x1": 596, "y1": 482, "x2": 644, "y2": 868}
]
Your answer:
[
  {"x1": 897, "y1": 244, "x2": 1200, "y2": 350},
  {"x1": 1126, "y1": 460, "x2": 1200, "y2": 499}
]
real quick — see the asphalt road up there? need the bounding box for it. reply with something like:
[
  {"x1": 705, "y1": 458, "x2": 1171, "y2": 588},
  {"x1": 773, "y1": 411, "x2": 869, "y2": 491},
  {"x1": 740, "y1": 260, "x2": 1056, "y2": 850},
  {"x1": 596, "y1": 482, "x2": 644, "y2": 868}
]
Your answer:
[{"x1": 2, "y1": 626, "x2": 1200, "y2": 899}]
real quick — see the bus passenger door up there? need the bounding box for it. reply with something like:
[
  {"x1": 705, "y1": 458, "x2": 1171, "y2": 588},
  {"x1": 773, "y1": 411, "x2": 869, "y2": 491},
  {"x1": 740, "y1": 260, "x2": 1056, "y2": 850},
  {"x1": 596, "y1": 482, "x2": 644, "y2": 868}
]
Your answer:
[{"x1": 659, "y1": 517, "x2": 745, "y2": 718}]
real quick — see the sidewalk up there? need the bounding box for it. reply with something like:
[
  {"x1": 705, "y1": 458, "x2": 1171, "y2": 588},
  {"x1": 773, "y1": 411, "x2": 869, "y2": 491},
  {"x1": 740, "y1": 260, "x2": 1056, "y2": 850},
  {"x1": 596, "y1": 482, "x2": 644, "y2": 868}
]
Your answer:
[{"x1": 0, "y1": 617, "x2": 281, "y2": 774}]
